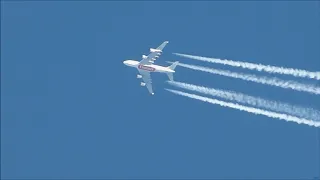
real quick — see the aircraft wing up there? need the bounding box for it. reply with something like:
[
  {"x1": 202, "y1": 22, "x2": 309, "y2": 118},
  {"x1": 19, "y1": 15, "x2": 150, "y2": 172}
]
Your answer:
[
  {"x1": 139, "y1": 41, "x2": 169, "y2": 65},
  {"x1": 138, "y1": 69, "x2": 154, "y2": 95}
]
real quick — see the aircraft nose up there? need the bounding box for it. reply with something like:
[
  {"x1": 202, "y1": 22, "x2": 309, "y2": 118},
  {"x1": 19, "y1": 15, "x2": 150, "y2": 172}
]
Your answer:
[{"x1": 123, "y1": 60, "x2": 127, "y2": 65}]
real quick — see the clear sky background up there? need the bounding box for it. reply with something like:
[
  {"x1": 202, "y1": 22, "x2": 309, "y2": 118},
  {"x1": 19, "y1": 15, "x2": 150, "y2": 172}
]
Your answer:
[{"x1": 1, "y1": 1, "x2": 320, "y2": 179}]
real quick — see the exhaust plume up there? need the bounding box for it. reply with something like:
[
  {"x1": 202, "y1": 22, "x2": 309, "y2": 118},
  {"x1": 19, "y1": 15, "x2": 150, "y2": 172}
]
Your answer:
[
  {"x1": 173, "y1": 53, "x2": 320, "y2": 80},
  {"x1": 165, "y1": 89, "x2": 320, "y2": 128},
  {"x1": 167, "y1": 81, "x2": 320, "y2": 121},
  {"x1": 167, "y1": 61, "x2": 320, "y2": 95}
]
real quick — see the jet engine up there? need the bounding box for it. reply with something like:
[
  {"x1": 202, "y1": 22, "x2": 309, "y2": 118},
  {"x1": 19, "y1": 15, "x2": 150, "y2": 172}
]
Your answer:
[
  {"x1": 150, "y1": 48, "x2": 162, "y2": 53},
  {"x1": 140, "y1": 82, "x2": 146, "y2": 86},
  {"x1": 142, "y1": 55, "x2": 147, "y2": 59},
  {"x1": 137, "y1": 74, "x2": 142, "y2": 79}
]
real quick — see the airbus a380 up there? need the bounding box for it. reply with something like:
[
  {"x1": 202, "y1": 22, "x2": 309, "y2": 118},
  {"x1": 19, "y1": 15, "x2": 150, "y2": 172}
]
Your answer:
[{"x1": 123, "y1": 41, "x2": 179, "y2": 95}]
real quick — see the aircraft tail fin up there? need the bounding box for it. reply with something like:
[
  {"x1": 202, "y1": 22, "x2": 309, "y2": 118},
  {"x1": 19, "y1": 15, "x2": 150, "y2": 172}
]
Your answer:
[{"x1": 167, "y1": 61, "x2": 179, "y2": 71}]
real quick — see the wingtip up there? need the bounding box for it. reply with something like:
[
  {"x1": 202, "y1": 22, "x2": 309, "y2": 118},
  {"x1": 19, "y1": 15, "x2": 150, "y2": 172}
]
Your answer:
[{"x1": 151, "y1": 93, "x2": 155, "y2": 95}]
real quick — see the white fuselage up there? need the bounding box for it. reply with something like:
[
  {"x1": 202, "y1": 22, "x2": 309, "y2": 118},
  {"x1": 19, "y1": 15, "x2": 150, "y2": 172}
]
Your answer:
[{"x1": 123, "y1": 60, "x2": 175, "y2": 73}]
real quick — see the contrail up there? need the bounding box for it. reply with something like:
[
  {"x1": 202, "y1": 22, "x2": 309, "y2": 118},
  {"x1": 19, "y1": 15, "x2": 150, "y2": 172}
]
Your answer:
[
  {"x1": 167, "y1": 81, "x2": 320, "y2": 121},
  {"x1": 165, "y1": 89, "x2": 320, "y2": 128},
  {"x1": 167, "y1": 61, "x2": 320, "y2": 95},
  {"x1": 173, "y1": 53, "x2": 320, "y2": 80}
]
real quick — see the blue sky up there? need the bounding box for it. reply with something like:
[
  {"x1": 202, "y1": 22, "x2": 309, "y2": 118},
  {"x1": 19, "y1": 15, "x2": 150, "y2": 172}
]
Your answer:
[{"x1": 1, "y1": 1, "x2": 320, "y2": 179}]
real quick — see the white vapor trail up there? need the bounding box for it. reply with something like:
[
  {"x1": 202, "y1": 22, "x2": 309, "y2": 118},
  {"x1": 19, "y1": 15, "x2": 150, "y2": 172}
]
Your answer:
[
  {"x1": 165, "y1": 89, "x2": 320, "y2": 128},
  {"x1": 167, "y1": 81, "x2": 320, "y2": 121},
  {"x1": 168, "y1": 61, "x2": 320, "y2": 95},
  {"x1": 173, "y1": 53, "x2": 320, "y2": 80}
]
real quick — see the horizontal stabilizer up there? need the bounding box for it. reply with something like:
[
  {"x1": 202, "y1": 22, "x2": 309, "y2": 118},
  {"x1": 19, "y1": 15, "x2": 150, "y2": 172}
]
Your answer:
[
  {"x1": 167, "y1": 61, "x2": 179, "y2": 71},
  {"x1": 167, "y1": 73, "x2": 174, "y2": 81}
]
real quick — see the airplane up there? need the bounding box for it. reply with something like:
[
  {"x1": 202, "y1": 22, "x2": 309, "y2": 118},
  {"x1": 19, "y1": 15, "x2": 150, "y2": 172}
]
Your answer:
[{"x1": 123, "y1": 41, "x2": 179, "y2": 95}]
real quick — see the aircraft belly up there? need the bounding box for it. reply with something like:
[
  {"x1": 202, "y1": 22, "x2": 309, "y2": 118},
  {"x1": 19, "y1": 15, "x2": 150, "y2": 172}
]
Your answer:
[{"x1": 156, "y1": 69, "x2": 166, "y2": 73}]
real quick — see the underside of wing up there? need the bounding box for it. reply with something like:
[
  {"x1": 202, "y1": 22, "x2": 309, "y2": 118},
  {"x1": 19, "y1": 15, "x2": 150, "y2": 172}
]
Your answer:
[
  {"x1": 138, "y1": 70, "x2": 154, "y2": 95},
  {"x1": 139, "y1": 41, "x2": 169, "y2": 65}
]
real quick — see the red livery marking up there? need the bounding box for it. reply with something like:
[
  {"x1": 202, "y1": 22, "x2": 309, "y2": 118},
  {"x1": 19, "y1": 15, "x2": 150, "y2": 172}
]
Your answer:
[{"x1": 138, "y1": 65, "x2": 155, "y2": 71}]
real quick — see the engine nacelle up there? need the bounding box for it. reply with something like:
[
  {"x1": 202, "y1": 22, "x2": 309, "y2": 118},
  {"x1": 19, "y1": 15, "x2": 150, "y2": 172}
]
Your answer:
[
  {"x1": 140, "y1": 82, "x2": 146, "y2": 86},
  {"x1": 142, "y1": 55, "x2": 148, "y2": 59},
  {"x1": 150, "y1": 48, "x2": 162, "y2": 53},
  {"x1": 137, "y1": 74, "x2": 142, "y2": 79}
]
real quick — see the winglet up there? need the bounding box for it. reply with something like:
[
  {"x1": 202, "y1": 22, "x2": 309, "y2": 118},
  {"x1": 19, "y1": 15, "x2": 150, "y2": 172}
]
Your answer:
[{"x1": 156, "y1": 41, "x2": 169, "y2": 51}]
